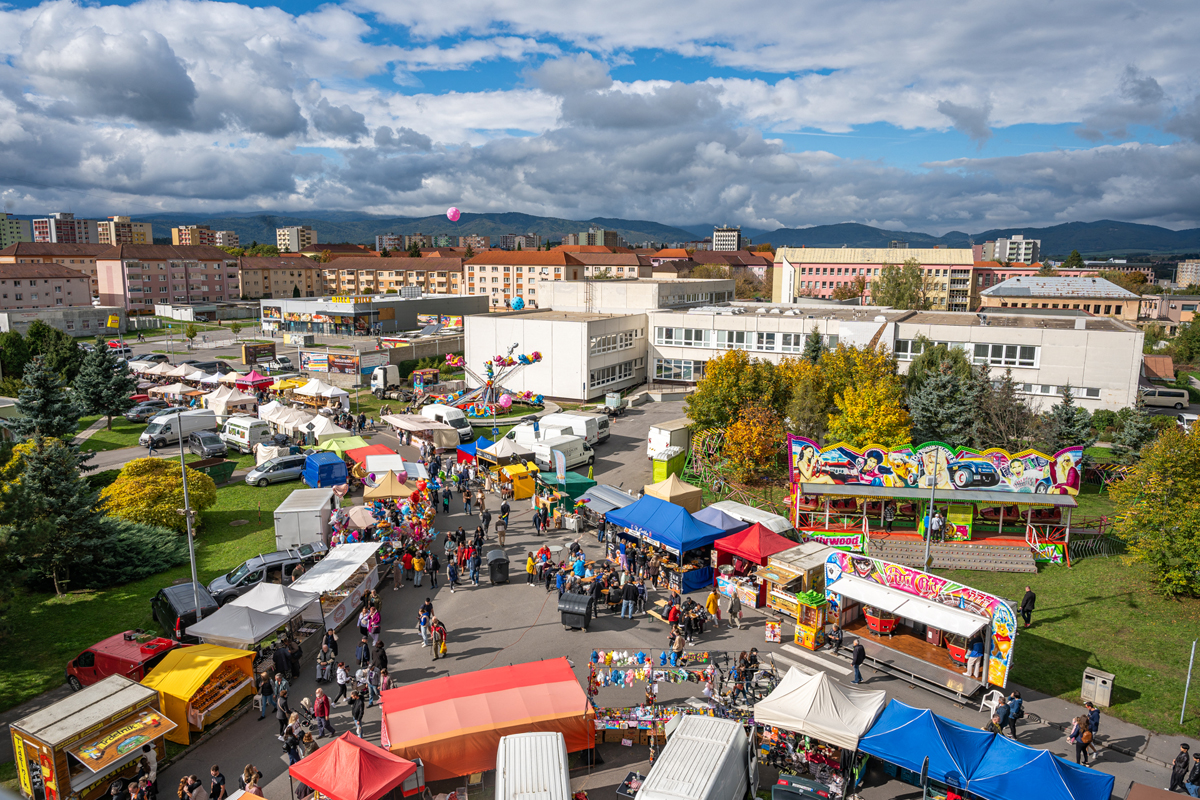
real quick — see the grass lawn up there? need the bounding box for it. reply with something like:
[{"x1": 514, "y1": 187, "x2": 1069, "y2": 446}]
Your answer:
[
  {"x1": 0, "y1": 478, "x2": 292, "y2": 713},
  {"x1": 78, "y1": 415, "x2": 147, "y2": 452},
  {"x1": 1084, "y1": 445, "x2": 1116, "y2": 463},
  {"x1": 1072, "y1": 482, "x2": 1116, "y2": 521},
  {"x1": 933, "y1": 558, "x2": 1200, "y2": 737}
]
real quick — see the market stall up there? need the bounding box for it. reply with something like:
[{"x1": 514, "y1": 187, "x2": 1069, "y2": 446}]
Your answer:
[
  {"x1": 604, "y1": 495, "x2": 724, "y2": 593},
  {"x1": 758, "y1": 542, "x2": 834, "y2": 648},
  {"x1": 754, "y1": 668, "x2": 886, "y2": 796},
  {"x1": 968, "y1": 730, "x2": 1116, "y2": 800},
  {"x1": 642, "y1": 474, "x2": 704, "y2": 513},
  {"x1": 535, "y1": 470, "x2": 596, "y2": 501},
  {"x1": 477, "y1": 438, "x2": 534, "y2": 468},
  {"x1": 184, "y1": 605, "x2": 294, "y2": 650},
  {"x1": 294, "y1": 379, "x2": 350, "y2": 411},
  {"x1": 140, "y1": 645, "x2": 256, "y2": 744},
  {"x1": 712, "y1": 523, "x2": 800, "y2": 610},
  {"x1": 577, "y1": 484, "x2": 638, "y2": 516},
  {"x1": 346, "y1": 445, "x2": 395, "y2": 467},
  {"x1": 204, "y1": 386, "x2": 258, "y2": 417},
  {"x1": 455, "y1": 437, "x2": 492, "y2": 464},
  {"x1": 380, "y1": 415, "x2": 459, "y2": 452},
  {"x1": 380, "y1": 658, "x2": 593, "y2": 782},
  {"x1": 289, "y1": 733, "x2": 420, "y2": 800},
  {"x1": 315, "y1": 436, "x2": 370, "y2": 459},
  {"x1": 500, "y1": 462, "x2": 539, "y2": 500},
  {"x1": 708, "y1": 500, "x2": 795, "y2": 536},
  {"x1": 228, "y1": 583, "x2": 322, "y2": 632},
  {"x1": 148, "y1": 382, "x2": 194, "y2": 400},
  {"x1": 236, "y1": 370, "x2": 273, "y2": 392},
  {"x1": 218, "y1": 371, "x2": 242, "y2": 385},
  {"x1": 10, "y1": 675, "x2": 175, "y2": 800},
  {"x1": 364, "y1": 471, "x2": 418, "y2": 500},
  {"x1": 693, "y1": 506, "x2": 749, "y2": 535},
  {"x1": 303, "y1": 416, "x2": 354, "y2": 445},
  {"x1": 289, "y1": 542, "x2": 381, "y2": 630}
]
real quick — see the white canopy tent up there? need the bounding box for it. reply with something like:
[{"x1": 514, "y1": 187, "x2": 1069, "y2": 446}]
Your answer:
[
  {"x1": 257, "y1": 400, "x2": 284, "y2": 422},
  {"x1": 290, "y1": 543, "x2": 380, "y2": 595},
  {"x1": 826, "y1": 575, "x2": 989, "y2": 638},
  {"x1": 205, "y1": 386, "x2": 258, "y2": 417},
  {"x1": 709, "y1": 500, "x2": 795, "y2": 535},
  {"x1": 753, "y1": 668, "x2": 888, "y2": 750},
  {"x1": 479, "y1": 438, "x2": 534, "y2": 461},
  {"x1": 128, "y1": 360, "x2": 154, "y2": 373},
  {"x1": 166, "y1": 364, "x2": 193, "y2": 378},
  {"x1": 184, "y1": 370, "x2": 207, "y2": 382},
  {"x1": 305, "y1": 415, "x2": 353, "y2": 444},
  {"x1": 363, "y1": 455, "x2": 427, "y2": 479},
  {"x1": 185, "y1": 605, "x2": 292, "y2": 649},
  {"x1": 227, "y1": 583, "x2": 320, "y2": 618},
  {"x1": 146, "y1": 362, "x2": 175, "y2": 376},
  {"x1": 294, "y1": 379, "x2": 337, "y2": 397},
  {"x1": 200, "y1": 372, "x2": 222, "y2": 386},
  {"x1": 148, "y1": 382, "x2": 194, "y2": 398},
  {"x1": 219, "y1": 371, "x2": 243, "y2": 385}
]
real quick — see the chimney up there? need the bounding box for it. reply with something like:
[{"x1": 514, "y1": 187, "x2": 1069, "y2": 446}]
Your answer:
[{"x1": 1075, "y1": 318, "x2": 1087, "y2": 330}]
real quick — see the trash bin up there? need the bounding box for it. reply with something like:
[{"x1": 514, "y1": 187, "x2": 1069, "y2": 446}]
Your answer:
[
  {"x1": 558, "y1": 592, "x2": 593, "y2": 630},
  {"x1": 487, "y1": 550, "x2": 510, "y2": 585},
  {"x1": 1081, "y1": 667, "x2": 1115, "y2": 707}
]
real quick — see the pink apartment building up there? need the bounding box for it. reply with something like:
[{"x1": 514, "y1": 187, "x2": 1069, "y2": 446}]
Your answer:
[
  {"x1": 0, "y1": 262, "x2": 92, "y2": 310},
  {"x1": 773, "y1": 247, "x2": 976, "y2": 310},
  {"x1": 96, "y1": 244, "x2": 240, "y2": 312}
]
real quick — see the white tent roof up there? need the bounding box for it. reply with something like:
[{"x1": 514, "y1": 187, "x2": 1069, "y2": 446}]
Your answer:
[
  {"x1": 258, "y1": 400, "x2": 283, "y2": 421},
  {"x1": 200, "y1": 372, "x2": 222, "y2": 385},
  {"x1": 208, "y1": 387, "x2": 258, "y2": 416},
  {"x1": 128, "y1": 361, "x2": 154, "y2": 372},
  {"x1": 166, "y1": 363, "x2": 193, "y2": 378},
  {"x1": 146, "y1": 362, "x2": 175, "y2": 376},
  {"x1": 184, "y1": 370, "x2": 207, "y2": 381},
  {"x1": 227, "y1": 582, "x2": 319, "y2": 616},
  {"x1": 306, "y1": 415, "x2": 353, "y2": 443},
  {"x1": 185, "y1": 605, "x2": 292, "y2": 647},
  {"x1": 295, "y1": 379, "x2": 338, "y2": 397},
  {"x1": 709, "y1": 500, "x2": 794, "y2": 534},
  {"x1": 149, "y1": 382, "x2": 192, "y2": 396},
  {"x1": 481, "y1": 438, "x2": 534, "y2": 459},
  {"x1": 827, "y1": 575, "x2": 989, "y2": 637},
  {"x1": 364, "y1": 454, "x2": 406, "y2": 475},
  {"x1": 219, "y1": 370, "x2": 243, "y2": 385},
  {"x1": 289, "y1": 543, "x2": 379, "y2": 595},
  {"x1": 753, "y1": 668, "x2": 888, "y2": 750}
]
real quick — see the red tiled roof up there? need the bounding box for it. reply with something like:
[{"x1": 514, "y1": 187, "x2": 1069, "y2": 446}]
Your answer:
[
  {"x1": 653, "y1": 248, "x2": 691, "y2": 258},
  {"x1": 0, "y1": 242, "x2": 112, "y2": 259},
  {"x1": 96, "y1": 244, "x2": 234, "y2": 261},
  {"x1": 467, "y1": 251, "x2": 576, "y2": 266},
  {"x1": 1143, "y1": 355, "x2": 1175, "y2": 382},
  {"x1": 238, "y1": 257, "x2": 319, "y2": 270},
  {"x1": 0, "y1": 262, "x2": 92, "y2": 280}
]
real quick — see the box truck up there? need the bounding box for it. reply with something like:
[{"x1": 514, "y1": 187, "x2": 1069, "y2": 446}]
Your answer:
[
  {"x1": 273, "y1": 488, "x2": 335, "y2": 549},
  {"x1": 636, "y1": 716, "x2": 753, "y2": 800},
  {"x1": 495, "y1": 733, "x2": 571, "y2": 800},
  {"x1": 538, "y1": 413, "x2": 603, "y2": 446},
  {"x1": 648, "y1": 418, "x2": 691, "y2": 457},
  {"x1": 420, "y1": 403, "x2": 473, "y2": 443}
]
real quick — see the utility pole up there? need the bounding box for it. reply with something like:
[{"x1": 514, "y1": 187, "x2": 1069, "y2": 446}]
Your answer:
[
  {"x1": 923, "y1": 449, "x2": 939, "y2": 570},
  {"x1": 176, "y1": 410, "x2": 202, "y2": 622}
]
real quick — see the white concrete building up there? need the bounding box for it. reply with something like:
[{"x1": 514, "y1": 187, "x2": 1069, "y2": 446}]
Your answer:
[
  {"x1": 214, "y1": 230, "x2": 240, "y2": 248},
  {"x1": 712, "y1": 225, "x2": 744, "y2": 251},
  {"x1": 983, "y1": 235, "x2": 1041, "y2": 264},
  {"x1": 277, "y1": 226, "x2": 317, "y2": 252}
]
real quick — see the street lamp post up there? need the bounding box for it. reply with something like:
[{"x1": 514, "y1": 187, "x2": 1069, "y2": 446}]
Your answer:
[
  {"x1": 923, "y1": 449, "x2": 939, "y2": 570},
  {"x1": 175, "y1": 410, "x2": 202, "y2": 622}
]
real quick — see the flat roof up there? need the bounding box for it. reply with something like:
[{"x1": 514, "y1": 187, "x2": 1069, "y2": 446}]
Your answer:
[
  {"x1": 13, "y1": 675, "x2": 157, "y2": 747},
  {"x1": 654, "y1": 304, "x2": 908, "y2": 321},
  {"x1": 492, "y1": 309, "x2": 629, "y2": 322},
  {"x1": 903, "y1": 311, "x2": 1133, "y2": 332},
  {"x1": 799, "y1": 483, "x2": 1077, "y2": 507},
  {"x1": 981, "y1": 276, "x2": 1140, "y2": 299}
]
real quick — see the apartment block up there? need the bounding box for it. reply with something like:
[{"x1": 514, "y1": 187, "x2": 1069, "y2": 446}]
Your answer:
[
  {"x1": 277, "y1": 226, "x2": 317, "y2": 252},
  {"x1": 499, "y1": 232, "x2": 543, "y2": 251},
  {"x1": 375, "y1": 234, "x2": 404, "y2": 252},
  {"x1": 403, "y1": 233, "x2": 432, "y2": 250},
  {"x1": 712, "y1": 225, "x2": 745, "y2": 251},
  {"x1": 0, "y1": 242, "x2": 112, "y2": 296},
  {"x1": 96, "y1": 244, "x2": 239, "y2": 312},
  {"x1": 236, "y1": 256, "x2": 321, "y2": 299},
  {"x1": 432, "y1": 234, "x2": 454, "y2": 247},
  {"x1": 0, "y1": 263, "x2": 92, "y2": 311},
  {"x1": 465, "y1": 250, "x2": 639, "y2": 307},
  {"x1": 573, "y1": 227, "x2": 619, "y2": 249},
  {"x1": 214, "y1": 230, "x2": 239, "y2": 248},
  {"x1": 33, "y1": 213, "x2": 99, "y2": 244},
  {"x1": 0, "y1": 213, "x2": 32, "y2": 249},
  {"x1": 459, "y1": 235, "x2": 490, "y2": 251},
  {"x1": 97, "y1": 216, "x2": 152, "y2": 246},
  {"x1": 172, "y1": 225, "x2": 218, "y2": 247},
  {"x1": 1177, "y1": 260, "x2": 1200, "y2": 287},
  {"x1": 980, "y1": 235, "x2": 1041, "y2": 264},
  {"x1": 319, "y1": 256, "x2": 463, "y2": 296},
  {"x1": 773, "y1": 247, "x2": 977, "y2": 311}
]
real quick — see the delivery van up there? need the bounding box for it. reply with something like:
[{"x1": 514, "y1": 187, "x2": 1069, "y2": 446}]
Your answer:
[
  {"x1": 648, "y1": 418, "x2": 691, "y2": 457},
  {"x1": 505, "y1": 421, "x2": 568, "y2": 446},
  {"x1": 139, "y1": 409, "x2": 218, "y2": 448},
  {"x1": 636, "y1": 716, "x2": 752, "y2": 800},
  {"x1": 221, "y1": 415, "x2": 273, "y2": 454},
  {"x1": 1142, "y1": 387, "x2": 1189, "y2": 409},
  {"x1": 495, "y1": 733, "x2": 571, "y2": 800},
  {"x1": 65, "y1": 631, "x2": 182, "y2": 691},
  {"x1": 538, "y1": 413, "x2": 602, "y2": 446},
  {"x1": 531, "y1": 435, "x2": 594, "y2": 472},
  {"x1": 421, "y1": 403, "x2": 473, "y2": 443}
]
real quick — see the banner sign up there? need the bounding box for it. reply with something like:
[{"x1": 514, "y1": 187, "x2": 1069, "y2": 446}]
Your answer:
[
  {"x1": 804, "y1": 532, "x2": 864, "y2": 552},
  {"x1": 300, "y1": 352, "x2": 328, "y2": 372},
  {"x1": 262, "y1": 306, "x2": 281, "y2": 320},
  {"x1": 106, "y1": 315, "x2": 120, "y2": 328},
  {"x1": 788, "y1": 436, "x2": 1082, "y2": 496},
  {"x1": 554, "y1": 449, "x2": 567, "y2": 484},
  {"x1": 328, "y1": 354, "x2": 359, "y2": 375},
  {"x1": 68, "y1": 711, "x2": 175, "y2": 773},
  {"x1": 241, "y1": 342, "x2": 276, "y2": 365}
]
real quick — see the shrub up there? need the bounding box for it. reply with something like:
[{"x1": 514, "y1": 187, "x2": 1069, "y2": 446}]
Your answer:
[
  {"x1": 82, "y1": 518, "x2": 189, "y2": 589},
  {"x1": 101, "y1": 458, "x2": 217, "y2": 533}
]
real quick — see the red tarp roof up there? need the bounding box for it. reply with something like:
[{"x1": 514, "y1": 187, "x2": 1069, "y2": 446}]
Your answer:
[
  {"x1": 289, "y1": 733, "x2": 416, "y2": 800},
  {"x1": 714, "y1": 522, "x2": 797, "y2": 565},
  {"x1": 346, "y1": 444, "x2": 396, "y2": 465},
  {"x1": 380, "y1": 658, "x2": 593, "y2": 781}
]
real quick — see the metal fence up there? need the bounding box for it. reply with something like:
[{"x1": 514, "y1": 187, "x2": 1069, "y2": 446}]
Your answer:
[{"x1": 1068, "y1": 532, "x2": 1127, "y2": 562}]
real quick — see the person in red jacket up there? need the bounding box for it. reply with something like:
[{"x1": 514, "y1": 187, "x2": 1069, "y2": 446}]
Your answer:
[{"x1": 312, "y1": 688, "x2": 334, "y2": 738}]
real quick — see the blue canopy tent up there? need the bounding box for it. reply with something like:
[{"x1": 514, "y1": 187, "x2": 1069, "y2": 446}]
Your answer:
[
  {"x1": 455, "y1": 436, "x2": 493, "y2": 463},
  {"x1": 692, "y1": 506, "x2": 750, "y2": 534},
  {"x1": 858, "y1": 701, "x2": 993, "y2": 789},
  {"x1": 969, "y1": 732, "x2": 1115, "y2": 800},
  {"x1": 605, "y1": 496, "x2": 725, "y2": 592}
]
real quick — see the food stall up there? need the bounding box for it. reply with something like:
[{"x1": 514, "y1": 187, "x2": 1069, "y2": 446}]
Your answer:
[
  {"x1": 754, "y1": 668, "x2": 886, "y2": 797},
  {"x1": 760, "y1": 542, "x2": 834, "y2": 620},
  {"x1": 289, "y1": 733, "x2": 421, "y2": 800},
  {"x1": 10, "y1": 676, "x2": 175, "y2": 800},
  {"x1": 289, "y1": 542, "x2": 382, "y2": 630},
  {"x1": 184, "y1": 606, "x2": 294, "y2": 650},
  {"x1": 642, "y1": 474, "x2": 704, "y2": 513},
  {"x1": 292, "y1": 379, "x2": 350, "y2": 412},
  {"x1": 227, "y1": 583, "x2": 324, "y2": 644},
  {"x1": 500, "y1": 462, "x2": 540, "y2": 500},
  {"x1": 364, "y1": 470, "x2": 419, "y2": 500},
  {"x1": 454, "y1": 437, "x2": 492, "y2": 465},
  {"x1": 476, "y1": 438, "x2": 534, "y2": 469},
  {"x1": 140, "y1": 645, "x2": 256, "y2": 744},
  {"x1": 711, "y1": 523, "x2": 798, "y2": 609},
  {"x1": 235, "y1": 370, "x2": 273, "y2": 393},
  {"x1": 604, "y1": 496, "x2": 724, "y2": 593}
]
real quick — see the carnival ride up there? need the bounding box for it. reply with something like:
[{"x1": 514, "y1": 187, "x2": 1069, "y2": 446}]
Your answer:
[{"x1": 430, "y1": 343, "x2": 546, "y2": 416}]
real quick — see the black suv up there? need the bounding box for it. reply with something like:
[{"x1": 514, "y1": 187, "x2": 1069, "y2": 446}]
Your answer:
[
  {"x1": 206, "y1": 544, "x2": 328, "y2": 605},
  {"x1": 151, "y1": 582, "x2": 220, "y2": 642},
  {"x1": 189, "y1": 430, "x2": 228, "y2": 458}
]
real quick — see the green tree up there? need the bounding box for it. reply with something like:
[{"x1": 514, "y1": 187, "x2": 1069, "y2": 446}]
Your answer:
[
  {"x1": 408, "y1": 241, "x2": 422, "y2": 258},
  {"x1": 380, "y1": 247, "x2": 390, "y2": 257},
  {"x1": 0, "y1": 330, "x2": 31, "y2": 381},
  {"x1": 101, "y1": 457, "x2": 217, "y2": 533},
  {"x1": 1062, "y1": 250, "x2": 1085, "y2": 270},
  {"x1": 1176, "y1": 321, "x2": 1200, "y2": 364},
  {"x1": 831, "y1": 275, "x2": 867, "y2": 301},
  {"x1": 83, "y1": 518, "x2": 189, "y2": 589},
  {"x1": 219, "y1": 246, "x2": 245, "y2": 256},
  {"x1": 979, "y1": 368, "x2": 1037, "y2": 452},
  {"x1": 784, "y1": 366, "x2": 830, "y2": 442},
  {"x1": 245, "y1": 243, "x2": 280, "y2": 257},
  {"x1": 9, "y1": 357, "x2": 82, "y2": 444},
  {"x1": 1098, "y1": 270, "x2": 1147, "y2": 294},
  {"x1": 1035, "y1": 264, "x2": 1061, "y2": 276},
  {"x1": 908, "y1": 359, "x2": 982, "y2": 447},
  {"x1": 1111, "y1": 427, "x2": 1200, "y2": 596},
  {"x1": 74, "y1": 345, "x2": 138, "y2": 430},
  {"x1": 464, "y1": 245, "x2": 476, "y2": 259},
  {"x1": 25, "y1": 320, "x2": 84, "y2": 382},
  {"x1": 184, "y1": 323, "x2": 198, "y2": 343},
  {"x1": 870, "y1": 258, "x2": 932, "y2": 309},
  {"x1": 1040, "y1": 383, "x2": 1097, "y2": 454},
  {"x1": 1110, "y1": 398, "x2": 1156, "y2": 463},
  {"x1": 292, "y1": 285, "x2": 302, "y2": 297},
  {"x1": 684, "y1": 349, "x2": 790, "y2": 429},
  {"x1": 229, "y1": 321, "x2": 245, "y2": 340},
  {"x1": 725, "y1": 404, "x2": 787, "y2": 482},
  {"x1": 802, "y1": 329, "x2": 825, "y2": 364},
  {"x1": 903, "y1": 337, "x2": 973, "y2": 395}
]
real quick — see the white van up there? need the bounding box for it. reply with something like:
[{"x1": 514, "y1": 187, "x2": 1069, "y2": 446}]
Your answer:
[
  {"x1": 495, "y1": 732, "x2": 571, "y2": 800},
  {"x1": 636, "y1": 716, "x2": 751, "y2": 800},
  {"x1": 139, "y1": 409, "x2": 218, "y2": 448},
  {"x1": 1142, "y1": 387, "x2": 1189, "y2": 409},
  {"x1": 221, "y1": 415, "x2": 273, "y2": 454},
  {"x1": 505, "y1": 421, "x2": 569, "y2": 447},
  {"x1": 538, "y1": 413, "x2": 601, "y2": 446},
  {"x1": 531, "y1": 435, "x2": 594, "y2": 473},
  {"x1": 420, "y1": 403, "x2": 473, "y2": 443}
]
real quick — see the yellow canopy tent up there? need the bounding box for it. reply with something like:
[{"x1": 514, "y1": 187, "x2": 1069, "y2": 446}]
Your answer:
[
  {"x1": 364, "y1": 470, "x2": 419, "y2": 499},
  {"x1": 273, "y1": 378, "x2": 306, "y2": 392},
  {"x1": 501, "y1": 462, "x2": 540, "y2": 500},
  {"x1": 140, "y1": 644, "x2": 256, "y2": 744},
  {"x1": 643, "y1": 473, "x2": 704, "y2": 513}
]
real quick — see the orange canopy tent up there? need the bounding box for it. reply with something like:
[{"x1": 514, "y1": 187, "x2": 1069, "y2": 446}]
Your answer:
[
  {"x1": 379, "y1": 658, "x2": 593, "y2": 781},
  {"x1": 289, "y1": 733, "x2": 418, "y2": 800},
  {"x1": 715, "y1": 522, "x2": 798, "y2": 566}
]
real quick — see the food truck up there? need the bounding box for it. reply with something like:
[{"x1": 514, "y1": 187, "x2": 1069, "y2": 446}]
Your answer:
[
  {"x1": 10, "y1": 676, "x2": 175, "y2": 800},
  {"x1": 760, "y1": 542, "x2": 833, "y2": 620}
]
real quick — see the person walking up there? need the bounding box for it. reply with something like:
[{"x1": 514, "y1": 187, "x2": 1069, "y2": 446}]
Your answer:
[
  {"x1": 322, "y1": 628, "x2": 338, "y2": 659},
  {"x1": 726, "y1": 589, "x2": 742, "y2": 629},
  {"x1": 883, "y1": 501, "x2": 895, "y2": 533},
  {"x1": 301, "y1": 733, "x2": 319, "y2": 758},
  {"x1": 464, "y1": 490, "x2": 473, "y2": 516},
  {"x1": 1084, "y1": 701, "x2": 1102, "y2": 759},
  {"x1": 430, "y1": 616, "x2": 447, "y2": 660},
  {"x1": 1020, "y1": 586, "x2": 1036, "y2": 628},
  {"x1": 147, "y1": 437, "x2": 158, "y2": 457},
  {"x1": 470, "y1": 549, "x2": 481, "y2": 585},
  {"x1": 350, "y1": 690, "x2": 365, "y2": 738},
  {"x1": 500, "y1": 499, "x2": 510, "y2": 526},
  {"x1": 312, "y1": 688, "x2": 333, "y2": 738},
  {"x1": 355, "y1": 637, "x2": 371, "y2": 669},
  {"x1": 1184, "y1": 752, "x2": 1200, "y2": 797},
  {"x1": 442, "y1": 489, "x2": 451, "y2": 514},
  {"x1": 412, "y1": 552, "x2": 425, "y2": 586},
  {"x1": 448, "y1": 560, "x2": 460, "y2": 592},
  {"x1": 428, "y1": 552, "x2": 440, "y2": 588},
  {"x1": 209, "y1": 767, "x2": 227, "y2": 800},
  {"x1": 705, "y1": 588, "x2": 721, "y2": 627},
  {"x1": 525, "y1": 552, "x2": 536, "y2": 586},
  {"x1": 1172, "y1": 744, "x2": 1193, "y2": 794},
  {"x1": 256, "y1": 672, "x2": 275, "y2": 719},
  {"x1": 621, "y1": 579, "x2": 638, "y2": 619},
  {"x1": 366, "y1": 664, "x2": 381, "y2": 706},
  {"x1": 333, "y1": 662, "x2": 349, "y2": 704},
  {"x1": 1006, "y1": 691, "x2": 1024, "y2": 739},
  {"x1": 275, "y1": 689, "x2": 292, "y2": 738},
  {"x1": 964, "y1": 633, "x2": 984, "y2": 680},
  {"x1": 851, "y1": 639, "x2": 866, "y2": 684},
  {"x1": 930, "y1": 510, "x2": 944, "y2": 542},
  {"x1": 481, "y1": 507, "x2": 492, "y2": 535},
  {"x1": 368, "y1": 607, "x2": 382, "y2": 647},
  {"x1": 1068, "y1": 715, "x2": 1092, "y2": 765},
  {"x1": 418, "y1": 607, "x2": 431, "y2": 647}
]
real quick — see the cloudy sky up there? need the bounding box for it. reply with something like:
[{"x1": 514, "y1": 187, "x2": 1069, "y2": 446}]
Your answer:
[{"x1": 1, "y1": 0, "x2": 1198, "y2": 233}]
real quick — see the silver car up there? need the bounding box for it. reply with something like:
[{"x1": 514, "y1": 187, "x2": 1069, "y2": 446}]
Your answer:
[{"x1": 245, "y1": 454, "x2": 307, "y2": 487}]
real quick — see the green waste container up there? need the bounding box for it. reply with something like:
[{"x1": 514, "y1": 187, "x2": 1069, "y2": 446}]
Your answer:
[{"x1": 189, "y1": 457, "x2": 238, "y2": 484}]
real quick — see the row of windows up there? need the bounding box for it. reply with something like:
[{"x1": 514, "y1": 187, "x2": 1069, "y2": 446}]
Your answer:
[
  {"x1": 661, "y1": 291, "x2": 734, "y2": 306},
  {"x1": 894, "y1": 339, "x2": 1039, "y2": 368},
  {"x1": 654, "y1": 327, "x2": 840, "y2": 353},
  {"x1": 1020, "y1": 383, "x2": 1102, "y2": 399},
  {"x1": 998, "y1": 301, "x2": 1123, "y2": 315},
  {"x1": 589, "y1": 331, "x2": 640, "y2": 354},
  {"x1": 655, "y1": 358, "x2": 706, "y2": 382},
  {"x1": 589, "y1": 357, "x2": 644, "y2": 388}
]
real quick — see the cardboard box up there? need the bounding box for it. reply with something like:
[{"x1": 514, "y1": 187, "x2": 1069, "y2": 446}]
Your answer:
[
  {"x1": 604, "y1": 729, "x2": 625, "y2": 743},
  {"x1": 595, "y1": 732, "x2": 604, "y2": 748}
]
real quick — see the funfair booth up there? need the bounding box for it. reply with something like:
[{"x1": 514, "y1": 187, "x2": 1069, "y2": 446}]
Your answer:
[
  {"x1": 604, "y1": 496, "x2": 725, "y2": 593},
  {"x1": 289, "y1": 733, "x2": 422, "y2": 800}
]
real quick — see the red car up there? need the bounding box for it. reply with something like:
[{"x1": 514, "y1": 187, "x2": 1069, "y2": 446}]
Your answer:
[{"x1": 65, "y1": 631, "x2": 183, "y2": 691}]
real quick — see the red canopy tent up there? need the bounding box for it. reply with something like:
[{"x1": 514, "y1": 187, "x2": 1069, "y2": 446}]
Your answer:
[
  {"x1": 380, "y1": 658, "x2": 594, "y2": 781},
  {"x1": 236, "y1": 370, "x2": 272, "y2": 390},
  {"x1": 346, "y1": 444, "x2": 396, "y2": 465},
  {"x1": 289, "y1": 733, "x2": 418, "y2": 800},
  {"x1": 713, "y1": 523, "x2": 799, "y2": 608}
]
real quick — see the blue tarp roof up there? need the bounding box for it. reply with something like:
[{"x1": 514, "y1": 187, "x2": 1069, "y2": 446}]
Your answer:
[
  {"x1": 456, "y1": 437, "x2": 493, "y2": 457},
  {"x1": 860, "y1": 701, "x2": 1116, "y2": 800},
  {"x1": 604, "y1": 495, "x2": 725, "y2": 555},
  {"x1": 692, "y1": 506, "x2": 749, "y2": 534},
  {"x1": 858, "y1": 700, "x2": 993, "y2": 787},
  {"x1": 969, "y1": 731, "x2": 1115, "y2": 800}
]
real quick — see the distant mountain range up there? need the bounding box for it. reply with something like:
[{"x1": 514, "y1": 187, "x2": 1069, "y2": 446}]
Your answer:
[{"x1": 10, "y1": 210, "x2": 1198, "y2": 257}]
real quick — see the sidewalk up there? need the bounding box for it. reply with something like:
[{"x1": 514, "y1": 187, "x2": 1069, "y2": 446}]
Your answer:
[{"x1": 75, "y1": 416, "x2": 112, "y2": 444}]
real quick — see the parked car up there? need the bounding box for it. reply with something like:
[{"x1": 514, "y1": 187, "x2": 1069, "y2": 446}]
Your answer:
[
  {"x1": 106, "y1": 341, "x2": 132, "y2": 357},
  {"x1": 142, "y1": 353, "x2": 171, "y2": 364},
  {"x1": 1178, "y1": 413, "x2": 1198, "y2": 432},
  {"x1": 178, "y1": 359, "x2": 200, "y2": 366},
  {"x1": 151, "y1": 582, "x2": 220, "y2": 643},
  {"x1": 245, "y1": 454, "x2": 308, "y2": 486},
  {"x1": 948, "y1": 460, "x2": 1001, "y2": 489},
  {"x1": 265, "y1": 356, "x2": 294, "y2": 371},
  {"x1": 773, "y1": 774, "x2": 834, "y2": 800},
  {"x1": 188, "y1": 430, "x2": 228, "y2": 458},
  {"x1": 124, "y1": 399, "x2": 171, "y2": 422},
  {"x1": 65, "y1": 631, "x2": 182, "y2": 691},
  {"x1": 78, "y1": 342, "x2": 95, "y2": 352},
  {"x1": 206, "y1": 545, "x2": 328, "y2": 605}
]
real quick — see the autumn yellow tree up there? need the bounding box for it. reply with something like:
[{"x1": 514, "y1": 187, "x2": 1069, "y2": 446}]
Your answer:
[
  {"x1": 684, "y1": 349, "x2": 790, "y2": 429},
  {"x1": 724, "y1": 404, "x2": 787, "y2": 483},
  {"x1": 101, "y1": 458, "x2": 218, "y2": 533},
  {"x1": 828, "y1": 382, "x2": 912, "y2": 449}
]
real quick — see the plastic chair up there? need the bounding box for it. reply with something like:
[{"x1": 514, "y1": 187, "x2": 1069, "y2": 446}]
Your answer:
[{"x1": 980, "y1": 689, "x2": 1005, "y2": 717}]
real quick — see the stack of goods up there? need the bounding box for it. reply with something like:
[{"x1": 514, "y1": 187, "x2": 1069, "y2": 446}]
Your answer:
[{"x1": 188, "y1": 664, "x2": 251, "y2": 726}]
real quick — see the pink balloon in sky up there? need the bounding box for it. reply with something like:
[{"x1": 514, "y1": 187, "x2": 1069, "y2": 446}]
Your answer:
[{"x1": 446, "y1": 207, "x2": 461, "y2": 222}]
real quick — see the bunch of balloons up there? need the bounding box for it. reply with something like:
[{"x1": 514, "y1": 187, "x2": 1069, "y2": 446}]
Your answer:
[{"x1": 444, "y1": 354, "x2": 466, "y2": 368}]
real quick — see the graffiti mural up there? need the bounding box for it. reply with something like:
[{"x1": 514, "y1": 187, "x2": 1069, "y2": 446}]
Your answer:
[
  {"x1": 788, "y1": 436, "x2": 1083, "y2": 496},
  {"x1": 826, "y1": 551, "x2": 1018, "y2": 688}
]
